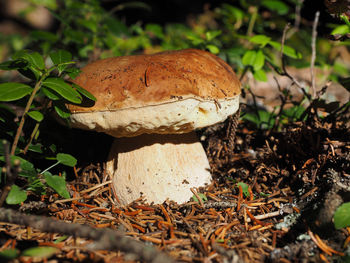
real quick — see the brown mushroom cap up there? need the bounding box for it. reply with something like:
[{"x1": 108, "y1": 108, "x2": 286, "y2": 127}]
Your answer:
[
  {"x1": 68, "y1": 49, "x2": 241, "y2": 137},
  {"x1": 69, "y1": 49, "x2": 241, "y2": 112}
]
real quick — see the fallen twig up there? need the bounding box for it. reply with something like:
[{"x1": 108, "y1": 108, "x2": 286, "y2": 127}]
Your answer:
[{"x1": 0, "y1": 208, "x2": 176, "y2": 263}]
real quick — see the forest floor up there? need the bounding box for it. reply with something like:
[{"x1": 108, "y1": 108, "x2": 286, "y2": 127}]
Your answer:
[{"x1": 0, "y1": 96, "x2": 349, "y2": 263}]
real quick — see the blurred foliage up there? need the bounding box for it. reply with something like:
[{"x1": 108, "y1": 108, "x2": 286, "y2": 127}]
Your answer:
[{"x1": 0, "y1": 48, "x2": 94, "y2": 204}]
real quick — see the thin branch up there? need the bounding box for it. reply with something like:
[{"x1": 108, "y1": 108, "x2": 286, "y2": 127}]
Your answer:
[
  {"x1": 294, "y1": 0, "x2": 304, "y2": 29},
  {"x1": 23, "y1": 98, "x2": 50, "y2": 155},
  {"x1": 286, "y1": 0, "x2": 304, "y2": 38},
  {"x1": 10, "y1": 72, "x2": 48, "y2": 156},
  {"x1": 280, "y1": 23, "x2": 291, "y2": 65},
  {"x1": 0, "y1": 207, "x2": 176, "y2": 263},
  {"x1": 247, "y1": 6, "x2": 258, "y2": 37},
  {"x1": 279, "y1": 23, "x2": 311, "y2": 101},
  {"x1": 310, "y1": 11, "x2": 320, "y2": 98}
]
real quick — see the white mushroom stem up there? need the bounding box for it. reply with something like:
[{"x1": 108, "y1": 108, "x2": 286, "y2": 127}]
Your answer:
[{"x1": 106, "y1": 131, "x2": 212, "y2": 205}]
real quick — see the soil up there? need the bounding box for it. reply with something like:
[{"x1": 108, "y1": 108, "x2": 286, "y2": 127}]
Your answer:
[{"x1": 0, "y1": 101, "x2": 349, "y2": 263}]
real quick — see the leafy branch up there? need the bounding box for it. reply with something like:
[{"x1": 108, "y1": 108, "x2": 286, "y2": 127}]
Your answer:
[{"x1": 0, "y1": 49, "x2": 96, "y2": 205}]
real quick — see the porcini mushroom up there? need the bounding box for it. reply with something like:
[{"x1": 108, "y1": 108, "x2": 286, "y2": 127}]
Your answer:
[{"x1": 68, "y1": 49, "x2": 241, "y2": 205}]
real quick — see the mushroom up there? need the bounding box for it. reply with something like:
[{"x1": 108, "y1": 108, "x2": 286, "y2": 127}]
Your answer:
[{"x1": 68, "y1": 49, "x2": 241, "y2": 205}]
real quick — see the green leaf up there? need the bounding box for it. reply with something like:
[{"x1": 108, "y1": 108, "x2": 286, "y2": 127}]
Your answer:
[
  {"x1": 205, "y1": 30, "x2": 221, "y2": 41},
  {"x1": 65, "y1": 67, "x2": 81, "y2": 79},
  {"x1": 269, "y1": 41, "x2": 302, "y2": 59},
  {"x1": 0, "y1": 59, "x2": 28, "y2": 70},
  {"x1": 30, "y1": 0, "x2": 57, "y2": 10},
  {"x1": 261, "y1": 0, "x2": 289, "y2": 15},
  {"x1": 253, "y1": 50, "x2": 265, "y2": 71},
  {"x1": 334, "y1": 202, "x2": 350, "y2": 229},
  {"x1": 253, "y1": 69, "x2": 268, "y2": 82},
  {"x1": 42, "y1": 87, "x2": 61, "y2": 100},
  {"x1": 186, "y1": 32, "x2": 204, "y2": 45},
  {"x1": 53, "y1": 101, "x2": 71, "y2": 118},
  {"x1": 30, "y1": 31, "x2": 58, "y2": 42},
  {"x1": 78, "y1": 19, "x2": 98, "y2": 33},
  {"x1": 22, "y1": 246, "x2": 58, "y2": 259},
  {"x1": 49, "y1": 50, "x2": 74, "y2": 74},
  {"x1": 237, "y1": 182, "x2": 250, "y2": 198},
  {"x1": 72, "y1": 83, "x2": 97, "y2": 101},
  {"x1": 27, "y1": 143, "x2": 43, "y2": 154},
  {"x1": 0, "y1": 83, "x2": 33, "y2": 101},
  {"x1": 6, "y1": 185, "x2": 27, "y2": 204},
  {"x1": 249, "y1": 35, "x2": 271, "y2": 47},
  {"x1": 5, "y1": 156, "x2": 37, "y2": 178},
  {"x1": 206, "y1": 44, "x2": 220, "y2": 54},
  {"x1": 331, "y1": 25, "x2": 350, "y2": 35},
  {"x1": 0, "y1": 248, "x2": 19, "y2": 261},
  {"x1": 54, "y1": 235, "x2": 68, "y2": 244},
  {"x1": 27, "y1": 179, "x2": 46, "y2": 195},
  {"x1": 192, "y1": 193, "x2": 208, "y2": 203},
  {"x1": 282, "y1": 105, "x2": 305, "y2": 120},
  {"x1": 145, "y1": 24, "x2": 164, "y2": 38},
  {"x1": 43, "y1": 78, "x2": 82, "y2": 104},
  {"x1": 44, "y1": 173, "x2": 70, "y2": 199},
  {"x1": 12, "y1": 50, "x2": 45, "y2": 70},
  {"x1": 56, "y1": 153, "x2": 77, "y2": 167},
  {"x1": 27, "y1": 111, "x2": 44, "y2": 122},
  {"x1": 242, "y1": 50, "x2": 256, "y2": 66},
  {"x1": 50, "y1": 50, "x2": 72, "y2": 65}
]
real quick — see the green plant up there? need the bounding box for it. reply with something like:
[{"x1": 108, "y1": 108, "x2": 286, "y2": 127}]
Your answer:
[
  {"x1": 0, "y1": 246, "x2": 58, "y2": 262},
  {"x1": 192, "y1": 193, "x2": 208, "y2": 204},
  {"x1": 0, "y1": 49, "x2": 96, "y2": 205},
  {"x1": 334, "y1": 202, "x2": 350, "y2": 229}
]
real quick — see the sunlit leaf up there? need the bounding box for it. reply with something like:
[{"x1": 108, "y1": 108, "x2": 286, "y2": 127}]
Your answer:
[
  {"x1": 53, "y1": 101, "x2": 71, "y2": 118},
  {"x1": 50, "y1": 50, "x2": 72, "y2": 65},
  {"x1": 6, "y1": 185, "x2": 27, "y2": 204},
  {"x1": 206, "y1": 44, "x2": 220, "y2": 54},
  {"x1": 42, "y1": 87, "x2": 61, "y2": 100},
  {"x1": 56, "y1": 153, "x2": 77, "y2": 167},
  {"x1": 43, "y1": 78, "x2": 82, "y2": 104},
  {"x1": 242, "y1": 50, "x2": 256, "y2": 66},
  {"x1": 145, "y1": 24, "x2": 164, "y2": 38},
  {"x1": 0, "y1": 83, "x2": 32, "y2": 101},
  {"x1": 192, "y1": 193, "x2": 208, "y2": 203},
  {"x1": 44, "y1": 173, "x2": 70, "y2": 199},
  {"x1": 261, "y1": 0, "x2": 289, "y2": 15},
  {"x1": 0, "y1": 248, "x2": 19, "y2": 260},
  {"x1": 253, "y1": 68, "x2": 267, "y2": 82},
  {"x1": 27, "y1": 111, "x2": 44, "y2": 122},
  {"x1": 54, "y1": 236, "x2": 68, "y2": 244},
  {"x1": 22, "y1": 246, "x2": 58, "y2": 259},
  {"x1": 237, "y1": 182, "x2": 250, "y2": 197},
  {"x1": 334, "y1": 202, "x2": 350, "y2": 229},
  {"x1": 249, "y1": 35, "x2": 271, "y2": 47},
  {"x1": 65, "y1": 67, "x2": 81, "y2": 79},
  {"x1": 30, "y1": 0, "x2": 57, "y2": 10},
  {"x1": 12, "y1": 50, "x2": 45, "y2": 70},
  {"x1": 205, "y1": 30, "x2": 221, "y2": 41},
  {"x1": 72, "y1": 83, "x2": 97, "y2": 101},
  {"x1": 331, "y1": 25, "x2": 350, "y2": 35},
  {"x1": 253, "y1": 50, "x2": 265, "y2": 71},
  {"x1": 269, "y1": 41, "x2": 302, "y2": 59}
]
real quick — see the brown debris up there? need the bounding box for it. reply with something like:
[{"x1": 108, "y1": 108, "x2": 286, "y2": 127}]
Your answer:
[{"x1": 0, "y1": 104, "x2": 349, "y2": 262}]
